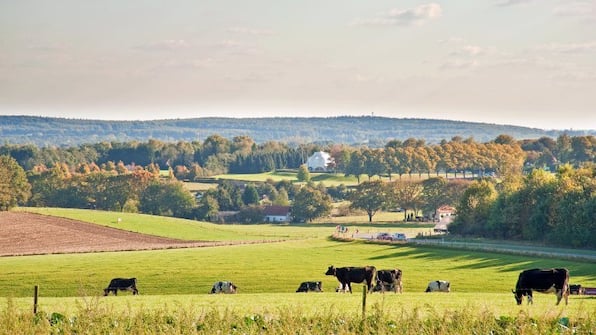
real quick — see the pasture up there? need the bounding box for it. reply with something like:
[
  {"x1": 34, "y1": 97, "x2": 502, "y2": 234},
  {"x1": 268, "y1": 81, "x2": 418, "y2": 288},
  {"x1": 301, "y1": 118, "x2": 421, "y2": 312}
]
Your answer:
[{"x1": 1, "y1": 208, "x2": 595, "y2": 333}]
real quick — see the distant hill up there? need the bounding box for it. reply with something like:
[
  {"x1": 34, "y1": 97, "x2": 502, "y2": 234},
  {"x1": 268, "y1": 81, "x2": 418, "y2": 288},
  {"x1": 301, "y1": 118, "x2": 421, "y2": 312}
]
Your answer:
[{"x1": 0, "y1": 115, "x2": 593, "y2": 147}]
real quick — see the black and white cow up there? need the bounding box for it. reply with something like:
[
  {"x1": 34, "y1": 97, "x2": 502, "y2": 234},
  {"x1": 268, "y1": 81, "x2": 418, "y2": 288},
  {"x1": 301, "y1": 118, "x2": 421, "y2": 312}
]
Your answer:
[
  {"x1": 512, "y1": 268, "x2": 570, "y2": 305},
  {"x1": 296, "y1": 281, "x2": 323, "y2": 292},
  {"x1": 210, "y1": 281, "x2": 238, "y2": 294},
  {"x1": 425, "y1": 280, "x2": 450, "y2": 292},
  {"x1": 325, "y1": 265, "x2": 376, "y2": 293},
  {"x1": 104, "y1": 278, "x2": 139, "y2": 296},
  {"x1": 372, "y1": 269, "x2": 403, "y2": 293}
]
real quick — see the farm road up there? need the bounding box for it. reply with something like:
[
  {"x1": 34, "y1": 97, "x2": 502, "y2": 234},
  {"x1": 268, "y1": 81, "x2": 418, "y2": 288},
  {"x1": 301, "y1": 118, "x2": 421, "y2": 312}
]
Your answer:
[{"x1": 412, "y1": 239, "x2": 596, "y2": 263}]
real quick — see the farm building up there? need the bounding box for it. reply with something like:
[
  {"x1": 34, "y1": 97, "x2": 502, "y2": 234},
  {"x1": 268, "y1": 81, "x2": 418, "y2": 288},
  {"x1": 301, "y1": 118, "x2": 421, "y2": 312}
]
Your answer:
[
  {"x1": 306, "y1": 151, "x2": 334, "y2": 172},
  {"x1": 433, "y1": 205, "x2": 456, "y2": 233},
  {"x1": 263, "y1": 205, "x2": 291, "y2": 223}
]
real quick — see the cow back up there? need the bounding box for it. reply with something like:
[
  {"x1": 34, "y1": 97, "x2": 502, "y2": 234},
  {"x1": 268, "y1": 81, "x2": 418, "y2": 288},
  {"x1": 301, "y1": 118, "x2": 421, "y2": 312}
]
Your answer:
[
  {"x1": 108, "y1": 278, "x2": 136, "y2": 288},
  {"x1": 516, "y1": 268, "x2": 569, "y2": 291},
  {"x1": 336, "y1": 266, "x2": 375, "y2": 283}
]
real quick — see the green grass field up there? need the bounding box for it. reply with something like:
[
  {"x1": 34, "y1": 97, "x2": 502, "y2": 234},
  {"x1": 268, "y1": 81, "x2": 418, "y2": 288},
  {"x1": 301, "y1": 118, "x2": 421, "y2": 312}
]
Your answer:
[{"x1": 2, "y1": 208, "x2": 595, "y2": 322}]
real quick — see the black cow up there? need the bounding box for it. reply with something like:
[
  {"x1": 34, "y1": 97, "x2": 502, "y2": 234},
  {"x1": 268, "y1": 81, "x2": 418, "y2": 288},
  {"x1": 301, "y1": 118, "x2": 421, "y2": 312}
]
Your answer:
[
  {"x1": 512, "y1": 268, "x2": 570, "y2": 305},
  {"x1": 373, "y1": 269, "x2": 403, "y2": 293},
  {"x1": 296, "y1": 281, "x2": 323, "y2": 292},
  {"x1": 325, "y1": 265, "x2": 376, "y2": 293},
  {"x1": 104, "y1": 278, "x2": 138, "y2": 296},
  {"x1": 569, "y1": 284, "x2": 583, "y2": 295}
]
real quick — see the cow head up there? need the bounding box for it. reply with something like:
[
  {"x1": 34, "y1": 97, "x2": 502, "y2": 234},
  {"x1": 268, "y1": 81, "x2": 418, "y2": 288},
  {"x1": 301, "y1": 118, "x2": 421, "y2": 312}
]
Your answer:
[
  {"x1": 325, "y1": 266, "x2": 336, "y2": 276},
  {"x1": 512, "y1": 289, "x2": 523, "y2": 305}
]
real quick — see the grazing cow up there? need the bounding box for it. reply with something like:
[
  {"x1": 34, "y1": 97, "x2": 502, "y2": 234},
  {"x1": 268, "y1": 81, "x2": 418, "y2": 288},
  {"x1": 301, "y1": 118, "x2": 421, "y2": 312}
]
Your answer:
[
  {"x1": 425, "y1": 280, "x2": 450, "y2": 292},
  {"x1": 512, "y1": 268, "x2": 569, "y2": 305},
  {"x1": 210, "y1": 281, "x2": 238, "y2": 294},
  {"x1": 569, "y1": 284, "x2": 583, "y2": 295},
  {"x1": 325, "y1": 265, "x2": 376, "y2": 293},
  {"x1": 104, "y1": 278, "x2": 138, "y2": 296},
  {"x1": 296, "y1": 281, "x2": 323, "y2": 293},
  {"x1": 373, "y1": 269, "x2": 403, "y2": 293}
]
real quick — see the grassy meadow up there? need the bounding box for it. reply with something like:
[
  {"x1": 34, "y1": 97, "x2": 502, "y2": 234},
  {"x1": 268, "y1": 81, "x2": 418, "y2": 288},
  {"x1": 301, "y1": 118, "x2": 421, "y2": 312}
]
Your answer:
[{"x1": 2, "y1": 208, "x2": 595, "y2": 333}]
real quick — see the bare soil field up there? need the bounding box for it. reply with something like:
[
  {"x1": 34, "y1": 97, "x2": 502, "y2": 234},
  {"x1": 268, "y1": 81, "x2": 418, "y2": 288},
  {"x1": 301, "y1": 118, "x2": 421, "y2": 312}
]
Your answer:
[{"x1": 0, "y1": 212, "x2": 238, "y2": 257}]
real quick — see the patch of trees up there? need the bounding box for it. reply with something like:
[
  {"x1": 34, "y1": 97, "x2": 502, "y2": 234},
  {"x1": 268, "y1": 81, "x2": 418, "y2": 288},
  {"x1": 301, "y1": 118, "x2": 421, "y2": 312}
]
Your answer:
[
  {"x1": 349, "y1": 178, "x2": 469, "y2": 223},
  {"x1": 1, "y1": 134, "x2": 594, "y2": 182},
  {"x1": 450, "y1": 164, "x2": 596, "y2": 248}
]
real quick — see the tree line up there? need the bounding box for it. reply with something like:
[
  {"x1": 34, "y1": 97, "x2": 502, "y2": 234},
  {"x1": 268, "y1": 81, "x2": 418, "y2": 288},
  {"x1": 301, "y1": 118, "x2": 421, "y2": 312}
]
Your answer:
[
  {"x1": 1, "y1": 134, "x2": 594, "y2": 180},
  {"x1": 450, "y1": 164, "x2": 595, "y2": 248}
]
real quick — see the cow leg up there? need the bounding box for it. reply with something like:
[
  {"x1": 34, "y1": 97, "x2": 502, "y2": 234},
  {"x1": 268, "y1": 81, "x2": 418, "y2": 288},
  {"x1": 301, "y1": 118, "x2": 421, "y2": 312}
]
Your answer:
[
  {"x1": 555, "y1": 288, "x2": 567, "y2": 305},
  {"x1": 527, "y1": 292, "x2": 533, "y2": 305}
]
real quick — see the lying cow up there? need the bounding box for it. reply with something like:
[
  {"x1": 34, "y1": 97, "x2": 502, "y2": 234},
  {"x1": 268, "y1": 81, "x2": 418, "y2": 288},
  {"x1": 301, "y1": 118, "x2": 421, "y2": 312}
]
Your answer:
[
  {"x1": 425, "y1": 280, "x2": 450, "y2": 292},
  {"x1": 512, "y1": 268, "x2": 569, "y2": 305},
  {"x1": 296, "y1": 281, "x2": 323, "y2": 293},
  {"x1": 104, "y1": 278, "x2": 139, "y2": 296},
  {"x1": 210, "y1": 281, "x2": 238, "y2": 294},
  {"x1": 373, "y1": 269, "x2": 403, "y2": 293},
  {"x1": 325, "y1": 265, "x2": 376, "y2": 293}
]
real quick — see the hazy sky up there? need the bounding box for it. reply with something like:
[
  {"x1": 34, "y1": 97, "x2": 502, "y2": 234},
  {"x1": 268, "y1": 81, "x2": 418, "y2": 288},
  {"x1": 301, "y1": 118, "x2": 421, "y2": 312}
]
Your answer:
[{"x1": 1, "y1": 1, "x2": 595, "y2": 130}]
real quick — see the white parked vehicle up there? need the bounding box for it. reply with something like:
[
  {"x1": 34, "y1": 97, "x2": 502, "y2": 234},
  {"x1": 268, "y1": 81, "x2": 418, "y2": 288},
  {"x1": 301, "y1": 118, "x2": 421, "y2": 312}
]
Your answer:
[{"x1": 392, "y1": 233, "x2": 407, "y2": 241}]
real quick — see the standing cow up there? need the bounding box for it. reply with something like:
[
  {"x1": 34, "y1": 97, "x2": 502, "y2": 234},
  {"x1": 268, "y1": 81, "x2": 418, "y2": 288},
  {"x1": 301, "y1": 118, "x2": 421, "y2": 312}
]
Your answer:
[
  {"x1": 325, "y1": 265, "x2": 376, "y2": 293},
  {"x1": 512, "y1": 268, "x2": 570, "y2": 305},
  {"x1": 296, "y1": 281, "x2": 323, "y2": 292},
  {"x1": 425, "y1": 280, "x2": 450, "y2": 292},
  {"x1": 210, "y1": 281, "x2": 238, "y2": 294},
  {"x1": 104, "y1": 278, "x2": 139, "y2": 296},
  {"x1": 373, "y1": 269, "x2": 403, "y2": 293}
]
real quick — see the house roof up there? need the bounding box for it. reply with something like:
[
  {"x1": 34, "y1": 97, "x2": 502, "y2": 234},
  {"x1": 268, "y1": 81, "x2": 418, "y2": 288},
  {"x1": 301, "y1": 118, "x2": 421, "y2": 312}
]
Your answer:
[
  {"x1": 263, "y1": 205, "x2": 290, "y2": 216},
  {"x1": 437, "y1": 205, "x2": 456, "y2": 213}
]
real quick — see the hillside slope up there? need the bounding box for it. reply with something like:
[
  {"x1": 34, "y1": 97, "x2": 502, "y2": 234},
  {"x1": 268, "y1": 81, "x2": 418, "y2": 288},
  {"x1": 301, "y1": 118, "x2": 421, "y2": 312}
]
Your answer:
[{"x1": 2, "y1": 115, "x2": 592, "y2": 146}]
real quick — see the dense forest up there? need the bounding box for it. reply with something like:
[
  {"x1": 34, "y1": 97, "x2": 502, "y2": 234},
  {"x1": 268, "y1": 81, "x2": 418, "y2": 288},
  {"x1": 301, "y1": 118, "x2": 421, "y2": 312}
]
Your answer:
[{"x1": 2, "y1": 115, "x2": 594, "y2": 147}]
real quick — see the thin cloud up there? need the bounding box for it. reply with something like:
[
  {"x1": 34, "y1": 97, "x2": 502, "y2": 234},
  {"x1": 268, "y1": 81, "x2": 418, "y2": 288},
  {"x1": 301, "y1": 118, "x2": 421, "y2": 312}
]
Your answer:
[
  {"x1": 553, "y1": 1, "x2": 595, "y2": 18},
  {"x1": 352, "y1": 3, "x2": 442, "y2": 26},
  {"x1": 227, "y1": 27, "x2": 274, "y2": 35},
  {"x1": 495, "y1": 0, "x2": 535, "y2": 7},
  {"x1": 537, "y1": 41, "x2": 596, "y2": 53},
  {"x1": 440, "y1": 59, "x2": 478, "y2": 70},
  {"x1": 135, "y1": 39, "x2": 190, "y2": 51}
]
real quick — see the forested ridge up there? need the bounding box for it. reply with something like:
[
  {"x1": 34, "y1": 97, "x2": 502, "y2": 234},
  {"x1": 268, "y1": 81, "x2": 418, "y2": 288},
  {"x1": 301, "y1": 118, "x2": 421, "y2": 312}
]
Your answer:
[{"x1": 2, "y1": 115, "x2": 592, "y2": 147}]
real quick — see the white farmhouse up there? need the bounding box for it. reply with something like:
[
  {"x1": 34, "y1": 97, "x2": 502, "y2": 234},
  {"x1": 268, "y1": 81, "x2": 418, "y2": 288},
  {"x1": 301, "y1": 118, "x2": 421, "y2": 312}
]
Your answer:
[
  {"x1": 263, "y1": 205, "x2": 291, "y2": 223},
  {"x1": 306, "y1": 151, "x2": 333, "y2": 172}
]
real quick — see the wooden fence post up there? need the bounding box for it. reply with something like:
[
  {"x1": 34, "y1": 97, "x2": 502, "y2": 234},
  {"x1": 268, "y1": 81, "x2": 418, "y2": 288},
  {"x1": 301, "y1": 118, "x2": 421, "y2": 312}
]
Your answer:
[
  {"x1": 33, "y1": 285, "x2": 39, "y2": 314},
  {"x1": 361, "y1": 284, "x2": 367, "y2": 318}
]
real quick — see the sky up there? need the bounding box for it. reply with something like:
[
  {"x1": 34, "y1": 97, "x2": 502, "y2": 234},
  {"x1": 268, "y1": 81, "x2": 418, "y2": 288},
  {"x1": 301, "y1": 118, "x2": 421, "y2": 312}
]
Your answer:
[{"x1": 1, "y1": 0, "x2": 595, "y2": 130}]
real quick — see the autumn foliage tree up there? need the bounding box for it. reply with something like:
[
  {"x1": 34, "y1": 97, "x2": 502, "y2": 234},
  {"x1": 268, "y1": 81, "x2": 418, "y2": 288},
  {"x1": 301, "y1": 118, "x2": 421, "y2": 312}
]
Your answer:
[
  {"x1": 350, "y1": 180, "x2": 389, "y2": 222},
  {"x1": 0, "y1": 155, "x2": 31, "y2": 210}
]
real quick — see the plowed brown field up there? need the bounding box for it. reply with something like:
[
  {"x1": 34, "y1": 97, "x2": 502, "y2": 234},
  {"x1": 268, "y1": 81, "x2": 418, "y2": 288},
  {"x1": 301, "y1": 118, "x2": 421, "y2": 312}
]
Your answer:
[{"x1": 0, "y1": 212, "x2": 236, "y2": 257}]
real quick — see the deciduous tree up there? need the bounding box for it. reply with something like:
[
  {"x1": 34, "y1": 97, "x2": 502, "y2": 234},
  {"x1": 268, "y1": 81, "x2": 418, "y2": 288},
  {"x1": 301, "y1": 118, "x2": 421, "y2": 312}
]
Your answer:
[{"x1": 0, "y1": 155, "x2": 31, "y2": 210}]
